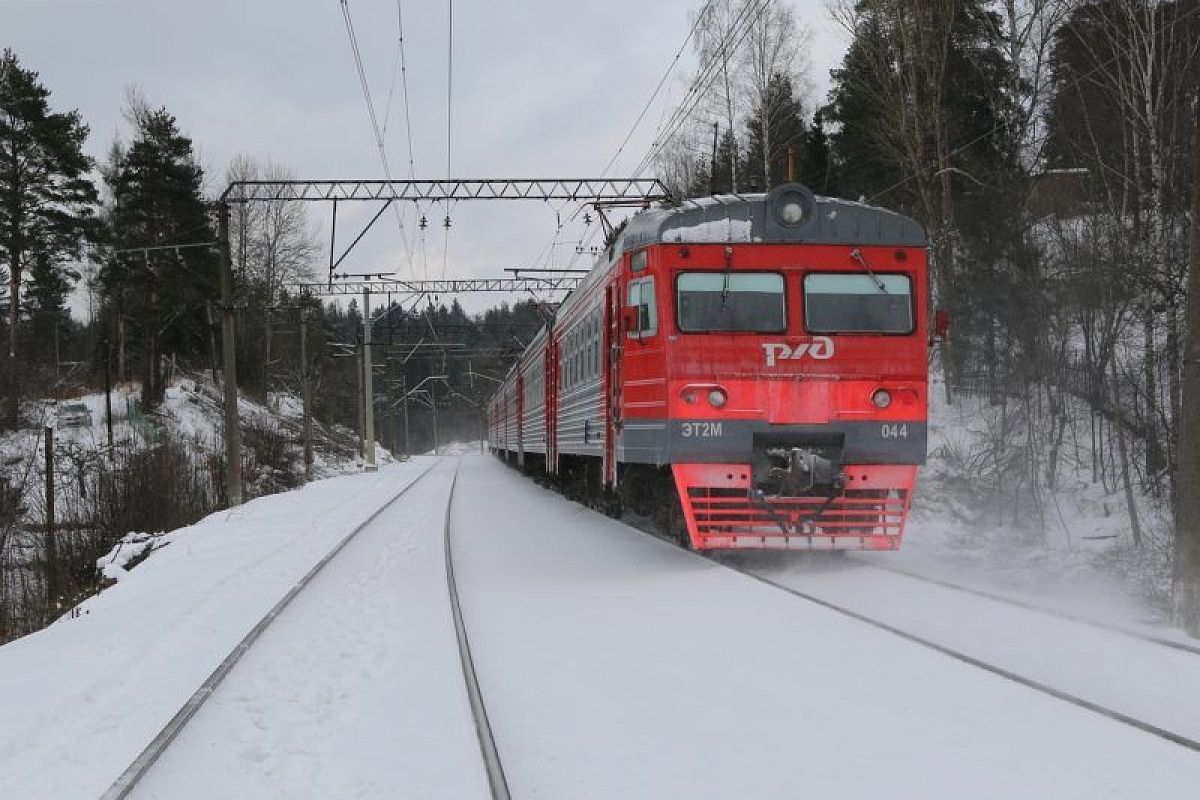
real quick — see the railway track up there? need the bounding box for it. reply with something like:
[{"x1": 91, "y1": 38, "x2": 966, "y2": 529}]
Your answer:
[
  {"x1": 850, "y1": 558, "x2": 1200, "y2": 656},
  {"x1": 98, "y1": 460, "x2": 441, "y2": 800},
  {"x1": 443, "y1": 460, "x2": 513, "y2": 800},
  {"x1": 715, "y1": 558, "x2": 1200, "y2": 755}
]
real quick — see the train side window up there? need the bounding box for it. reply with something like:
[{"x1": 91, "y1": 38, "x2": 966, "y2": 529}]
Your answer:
[{"x1": 626, "y1": 277, "x2": 657, "y2": 338}]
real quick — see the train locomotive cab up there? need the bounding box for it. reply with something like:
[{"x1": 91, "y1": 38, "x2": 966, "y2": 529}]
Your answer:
[{"x1": 615, "y1": 184, "x2": 929, "y2": 550}]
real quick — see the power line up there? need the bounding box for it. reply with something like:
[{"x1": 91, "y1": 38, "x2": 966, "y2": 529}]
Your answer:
[
  {"x1": 557, "y1": 0, "x2": 770, "y2": 273},
  {"x1": 599, "y1": 0, "x2": 716, "y2": 178},
  {"x1": 443, "y1": 0, "x2": 455, "y2": 281},
  {"x1": 339, "y1": 0, "x2": 415, "y2": 275}
]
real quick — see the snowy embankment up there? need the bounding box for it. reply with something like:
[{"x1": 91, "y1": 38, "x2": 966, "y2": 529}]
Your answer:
[
  {"x1": 452, "y1": 457, "x2": 1199, "y2": 799},
  {"x1": 899, "y1": 372, "x2": 1177, "y2": 632},
  {"x1": 1, "y1": 455, "x2": 1198, "y2": 799},
  {"x1": 0, "y1": 459, "x2": 432, "y2": 800}
]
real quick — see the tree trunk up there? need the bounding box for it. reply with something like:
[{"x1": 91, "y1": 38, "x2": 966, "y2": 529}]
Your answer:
[
  {"x1": 1143, "y1": 305, "x2": 1163, "y2": 490},
  {"x1": 1174, "y1": 106, "x2": 1200, "y2": 636},
  {"x1": 5, "y1": 250, "x2": 20, "y2": 430}
]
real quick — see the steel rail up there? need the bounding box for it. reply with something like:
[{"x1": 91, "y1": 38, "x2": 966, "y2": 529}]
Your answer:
[
  {"x1": 720, "y1": 562, "x2": 1200, "y2": 755},
  {"x1": 443, "y1": 459, "x2": 512, "y2": 800},
  {"x1": 98, "y1": 460, "x2": 441, "y2": 800},
  {"x1": 851, "y1": 560, "x2": 1200, "y2": 657}
]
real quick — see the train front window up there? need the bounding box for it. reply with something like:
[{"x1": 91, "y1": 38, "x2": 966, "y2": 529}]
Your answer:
[
  {"x1": 676, "y1": 272, "x2": 786, "y2": 333},
  {"x1": 804, "y1": 273, "x2": 913, "y2": 334}
]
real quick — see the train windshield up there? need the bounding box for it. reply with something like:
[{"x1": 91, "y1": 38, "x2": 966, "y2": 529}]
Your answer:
[
  {"x1": 804, "y1": 273, "x2": 913, "y2": 334},
  {"x1": 676, "y1": 272, "x2": 786, "y2": 333}
]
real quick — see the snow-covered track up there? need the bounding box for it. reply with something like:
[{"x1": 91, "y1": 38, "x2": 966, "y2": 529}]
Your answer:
[
  {"x1": 722, "y1": 563, "x2": 1200, "y2": 755},
  {"x1": 444, "y1": 459, "x2": 513, "y2": 800},
  {"x1": 97, "y1": 460, "x2": 441, "y2": 800},
  {"x1": 853, "y1": 559, "x2": 1200, "y2": 656}
]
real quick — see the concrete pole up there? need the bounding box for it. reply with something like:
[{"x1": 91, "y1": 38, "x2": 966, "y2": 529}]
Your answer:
[
  {"x1": 362, "y1": 288, "x2": 377, "y2": 472},
  {"x1": 300, "y1": 310, "x2": 314, "y2": 482},
  {"x1": 432, "y1": 385, "x2": 440, "y2": 456},
  {"x1": 217, "y1": 203, "x2": 243, "y2": 506},
  {"x1": 355, "y1": 339, "x2": 364, "y2": 460},
  {"x1": 402, "y1": 373, "x2": 410, "y2": 458}
]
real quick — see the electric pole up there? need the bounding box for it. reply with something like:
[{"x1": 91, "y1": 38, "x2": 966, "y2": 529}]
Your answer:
[
  {"x1": 355, "y1": 336, "x2": 364, "y2": 461},
  {"x1": 1176, "y1": 103, "x2": 1200, "y2": 636},
  {"x1": 362, "y1": 287, "x2": 377, "y2": 471},
  {"x1": 300, "y1": 309, "x2": 314, "y2": 482},
  {"x1": 401, "y1": 373, "x2": 410, "y2": 458},
  {"x1": 103, "y1": 338, "x2": 114, "y2": 450},
  {"x1": 217, "y1": 203, "x2": 243, "y2": 506},
  {"x1": 44, "y1": 425, "x2": 56, "y2": 620}
]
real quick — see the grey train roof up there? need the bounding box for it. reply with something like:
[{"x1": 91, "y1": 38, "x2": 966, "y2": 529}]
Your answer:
[{"x1": 613, "y1": 183, "x2": 926, "y2": 255}]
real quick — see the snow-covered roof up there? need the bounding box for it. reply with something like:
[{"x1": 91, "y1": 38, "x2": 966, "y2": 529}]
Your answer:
[{"x1": 614, "y1": 183, "x2": 926, "y2": 254}]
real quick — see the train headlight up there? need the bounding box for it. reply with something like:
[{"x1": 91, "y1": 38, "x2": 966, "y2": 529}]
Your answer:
[
  {"x1": 871, "y1": 389, "x2": 892, "y2": 409},
  {"x1": 773, "y1": 187, "x2": 811, "y2": 226},
  {"x1": 708, "y1": 388, "x2": 728, "y2": 408},
  {"x1": 682, "y1": 389, "x2": 698, "y2": 405},
  {"x1": 780, "y1": 200, "x2": 805, "y2": 224}
]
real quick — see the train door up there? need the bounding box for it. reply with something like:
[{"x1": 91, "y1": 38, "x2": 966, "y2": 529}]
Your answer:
[{"x1": 603, "y1": 282, "x2": 621, "y2": 486}]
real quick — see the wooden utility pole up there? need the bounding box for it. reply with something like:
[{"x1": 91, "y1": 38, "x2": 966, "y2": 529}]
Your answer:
[
  {"x1": 103, "y1": 338, "x2": 114, "y2": 450},
  {"x1": 300, "y1": 310, "x2": 314, "y2": 482},
  {"x1": 786, "y1": 144, "x2": 796, "y2": 183},
  {"x1": 217, "y1": 203, "x2": 243, "y2": 506},
  {"x1": 44, "y1": 426, "x2": 56, "y2": 618},
  {"x1": 363, "y1": 287, "x2": 377, "y2": 471},
  {"x1": 1175, "y1": 105, "x2": 1200, "y2": 636}
]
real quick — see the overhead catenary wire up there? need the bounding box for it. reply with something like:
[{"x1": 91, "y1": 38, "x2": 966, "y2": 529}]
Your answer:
[
  {"x1": 439, "y1": 0, "x2": 456, "y2": 283},
  {"x1": 558, "y1": 0, "x2": 770, "y2": 273},
  {"x1": 598, "y1": 0, "x2": 717, "y2": 179},
  {"x1": 339, "y1": 0, "x2": 416, "y2": 276}
]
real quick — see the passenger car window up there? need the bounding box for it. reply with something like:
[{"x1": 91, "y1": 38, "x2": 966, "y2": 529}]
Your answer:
[
  {"x1": 804, "y1": 273, "x2": 913, "y2": 334},
  {"x1": 676, "y1": 272, "x2": 786, "y2": 333}
]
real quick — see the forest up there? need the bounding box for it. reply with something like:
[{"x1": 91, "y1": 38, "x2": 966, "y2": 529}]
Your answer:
[{"x1": 2, "y1": 0, "x2": 1199, "y2": 639}]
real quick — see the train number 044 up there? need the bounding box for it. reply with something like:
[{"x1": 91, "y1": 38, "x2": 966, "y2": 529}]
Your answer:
[{"x1": 880, "y1": 423, "x2": 908, "y2": 439}]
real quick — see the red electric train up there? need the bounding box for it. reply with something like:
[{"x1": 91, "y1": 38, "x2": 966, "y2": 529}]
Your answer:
[{"x1": 487, "y1": 183, "x2": 933, "y2": 551}]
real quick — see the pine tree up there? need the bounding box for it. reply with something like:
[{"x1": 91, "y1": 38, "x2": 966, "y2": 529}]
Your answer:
[
  {"x1": 24, "y1": 250, "x2": 76, "y2": 373},
  {"x1": 0, "y1": 49, "x2": 98, "y2": 427},
  {"x1": 742, "y1": 73, "x2": 808, "y2": 190},
  {"x1": 802, "y1": 110, "x2": 833, "y2": 195},
  {"x1": 101, "y1": 98, "x2": 216, "y2": 408}
]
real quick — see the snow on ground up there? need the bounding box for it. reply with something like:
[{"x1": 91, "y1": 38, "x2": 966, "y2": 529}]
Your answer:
[
  {"x1": 452, "y1": 456, "x2": 1198, "y2": 799},
  {"x1": 1, "y1": 454, "x2": 1198, "y2": 798},
  {"x1": 0, "y1": 459, "x2": 432, "y2": 800},
  {"x1": 899, "y1": 372, "x2": 1178, "y2": 634},
  {"x1": 731, "y1": 552, "x2": 1200, "y2": 744},
  {"x1": 129, "y1": 459, "x2": 485, "y2": 800}
]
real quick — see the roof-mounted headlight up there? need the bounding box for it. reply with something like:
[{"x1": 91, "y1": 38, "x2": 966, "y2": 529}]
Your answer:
[
  {"x1": 780, "y1": 199, "x2": 805, "y2": 224},
  {"x1": 768, "y1": 184, "x2": 815, "y2": 228}
]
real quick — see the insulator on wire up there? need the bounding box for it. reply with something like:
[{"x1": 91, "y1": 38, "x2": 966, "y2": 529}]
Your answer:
[
  {"x1": 419, "y1": 215, "x2": 428, "y2": 230},
  {"x1": 583, "y1": 212, "x2": 592, "y2": 226},
  {"x1": 443, "y1": 215, "x2": 452, "y2": 229}
]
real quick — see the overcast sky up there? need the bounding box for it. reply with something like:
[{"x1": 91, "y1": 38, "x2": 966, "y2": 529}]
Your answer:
[{"x1": 8, "y1": 0, "x2": 846, "y2": 315}]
